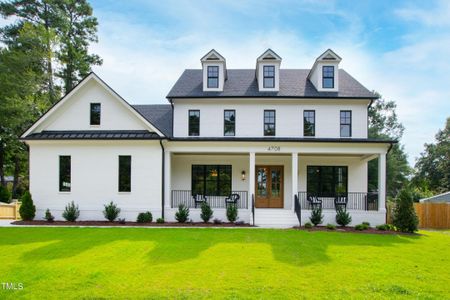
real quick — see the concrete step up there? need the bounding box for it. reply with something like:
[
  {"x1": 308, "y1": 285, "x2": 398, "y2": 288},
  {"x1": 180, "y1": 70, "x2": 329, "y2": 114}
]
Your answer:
[{"x1": 254, "y1": 209, "x2": 299, "y2": 228}]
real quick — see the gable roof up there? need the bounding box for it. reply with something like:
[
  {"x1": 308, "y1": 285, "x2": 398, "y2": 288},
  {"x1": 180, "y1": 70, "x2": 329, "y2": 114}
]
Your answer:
[
  {"x1": 201, "y1": 49, "x2": 226, "y2": 62},
  {"x1": 167, "y1": 69, "x2": 377, "y2": 99},
  {"x1": 419, "y1": 191, "x2": 450, "y2": 203},
  {"x1": 257, "y1": 49, "x2": 282, "y2": 62},
  {"x1": 24, "y1": 130, "x2": 160, "y2": 140},
  {"x1": 133, "y1": 104, "x2": 172, "y2": 137}
]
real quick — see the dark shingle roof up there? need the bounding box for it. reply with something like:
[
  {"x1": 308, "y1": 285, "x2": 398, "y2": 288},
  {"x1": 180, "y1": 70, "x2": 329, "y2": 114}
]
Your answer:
[
  {"x1": 167, "y1": 69, "x2": 376, "y2": 99},
  {"x1": 24, "y1": 130, "x2": 160, "y2": 140},
  {"x1": 133, "y1": 104, "x2": 172, "y2": 137}
]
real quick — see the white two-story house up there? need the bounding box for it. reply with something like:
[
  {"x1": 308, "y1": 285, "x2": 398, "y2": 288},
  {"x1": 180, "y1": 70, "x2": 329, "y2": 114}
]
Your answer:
[{"x1": 21, "y1": 49, "x2": 395, "y2": 227}]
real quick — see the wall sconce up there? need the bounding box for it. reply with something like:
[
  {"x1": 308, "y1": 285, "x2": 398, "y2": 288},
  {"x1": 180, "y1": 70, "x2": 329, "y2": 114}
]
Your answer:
[{"x1": 241, "y1": 170, "x2": 246, "y2": 181}]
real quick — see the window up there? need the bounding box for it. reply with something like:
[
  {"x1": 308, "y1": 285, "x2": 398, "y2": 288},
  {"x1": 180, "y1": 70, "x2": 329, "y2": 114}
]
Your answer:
[
  {"x1": 59, "y1": 156, "x2": 71, "y2": 192},
  {"x1": 340, "y1": 110, "x2": 352, "y2": 137},
  {"x1": 188, "y1": 110, "x2": 200, "y2": 136},
  {"x1": 207, "y1": 66, "x2": 219, "y2": 88},
  {"x1": 307, "y1": 166, "x2": 348, "y2": 197},
  {"x1": 118, "y1": 156, "x2": 131, "y2": 192},
  {"x1": 90, "y1": 103, "x2": 101, "y2": 125},
  {"x1": 322, "y1": 66, "x2": 334, "y2": 89},
  {"x1": 224, "y1": 110, "x2": 235, "y2": 136},
  {"x1": 263, "y1": 65, "x2": 275, "y2": 88},
  {"x1": 192, "y1": 165, "x2": 232, "y2": 196},
  {"x1": 303, "y1": 110, "x2": 315, "y2": 137},
  {"x1": 264, "y1": 110, "x2": 276, "y2": 136}
]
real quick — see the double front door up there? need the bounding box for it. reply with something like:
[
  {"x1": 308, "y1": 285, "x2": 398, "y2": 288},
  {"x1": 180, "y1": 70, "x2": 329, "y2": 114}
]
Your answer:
[{"x1": 255, "y1": 165, "x2": 284, "y2": 208}]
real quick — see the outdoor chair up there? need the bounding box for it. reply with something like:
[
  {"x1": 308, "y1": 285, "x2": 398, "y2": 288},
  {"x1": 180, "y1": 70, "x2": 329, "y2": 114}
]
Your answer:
[
  {"x1": 225, "y1": 193, "x2": 240, "y2": 208},
  {"x1": 307, "y1": 195, "x2": 322, "y2": 209},
  {"x1": 334, "y1": 196, "x2": 348, "y2": 211},
  {"x1": 193, "y1": 194, "x2": 207, "y2": 208}
]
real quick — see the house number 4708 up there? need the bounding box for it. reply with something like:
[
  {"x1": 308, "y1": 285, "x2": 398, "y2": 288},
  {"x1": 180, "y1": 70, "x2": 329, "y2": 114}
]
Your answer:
[{"x1": 267, "y1": 146, "x2": 280, "y2": 151}]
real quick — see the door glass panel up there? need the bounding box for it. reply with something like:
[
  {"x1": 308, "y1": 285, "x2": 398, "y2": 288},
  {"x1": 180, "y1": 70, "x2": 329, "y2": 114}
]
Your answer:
[
  {"x1": 256, "y1": 167, "x2": 268, "y2": 197},
  {"x1": 271, "y1": 169, "x2": 281, "y2": 197}
]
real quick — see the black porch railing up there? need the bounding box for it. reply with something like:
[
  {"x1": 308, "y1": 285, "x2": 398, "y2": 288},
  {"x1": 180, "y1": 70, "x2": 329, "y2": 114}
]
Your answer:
[
  {"x1": 298, "y1": 191, "x2": 378, "y2": 211},
  {"x1": 171, "y1": 190, "x2": 248, "y2": 209}
]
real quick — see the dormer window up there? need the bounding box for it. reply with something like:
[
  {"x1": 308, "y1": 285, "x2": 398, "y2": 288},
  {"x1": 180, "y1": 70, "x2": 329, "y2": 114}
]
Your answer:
[
  {"x1": 90, "y1": 103, "x2": 101, "y2": 125},
  {"x1": 256, "y1": 49, "x2": 282, "y2": 92},
  {"x1": 207, "y1": 66, "x2": 219, "y2": 88},
  {"x1": 263, "y1": 66, "x2": 275, "y2": 88},
  {"x1": 322, "y1": 66, "x2": 334, "y2": 89}
]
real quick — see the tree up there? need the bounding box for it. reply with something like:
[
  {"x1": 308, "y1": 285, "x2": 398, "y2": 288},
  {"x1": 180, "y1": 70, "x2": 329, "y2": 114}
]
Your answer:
[
  {"x1": 393, "y1": 187, "x2": 418, "y2": 233},
  {"x1": 19, "y1": 191, "x2": 36, "y2": 220}
]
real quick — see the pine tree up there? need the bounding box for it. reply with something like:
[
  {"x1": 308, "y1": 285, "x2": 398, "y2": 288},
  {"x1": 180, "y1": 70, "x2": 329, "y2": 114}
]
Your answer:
[
  {"x1": 393, "y1": 188, "x2": 418, "y2": 233},
  {"x1": 19, "y1": 191, "x2": 35, "y2": 220}
]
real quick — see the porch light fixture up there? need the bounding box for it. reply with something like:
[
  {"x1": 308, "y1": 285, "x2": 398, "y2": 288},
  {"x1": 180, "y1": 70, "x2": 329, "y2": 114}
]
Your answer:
[{"x1": 241, "y1": 170, "x2": 246, "y2": 181}]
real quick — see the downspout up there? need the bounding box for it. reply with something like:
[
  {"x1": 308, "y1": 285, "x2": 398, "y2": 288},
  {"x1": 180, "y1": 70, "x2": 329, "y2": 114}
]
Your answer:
[{"x1": 159, "y1": 139, "x2": 165, "y2": 219}]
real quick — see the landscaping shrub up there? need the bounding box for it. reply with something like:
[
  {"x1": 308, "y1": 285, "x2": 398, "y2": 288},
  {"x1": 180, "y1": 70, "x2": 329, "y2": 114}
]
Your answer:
[
  {"x1": 376, "y1": 224, "x2": 390, "y2": 231},
  {"x1": 326, "y1": 223, "x2": 336, "y2": 230},
  {"x1": 19, "y1": 191, "x2": 35, "y2": 221},
  {"x1": 235, "y1": 220, "x2": 245, "y2": 225},
  {"x1": 62, "y1": 201, "x2": 80, "y2": 222},
  {"x1": 156, "y1": 217, "x2": 164, "y2": 224},
  {"x1": 309, "y1": 207, "x2": 323, "y2": 226},
  {"x1": 226, "y1": 204, "x2": 238, "y2": 222},
  {"x1": 0, "y1": 185, "x2": 11, "y2": 203},
  {"x1": 137, "y1": 211, "x2": 153, "y2": 223},
  {"x1": 213, "y1": 218, "x2": 222, "y2": 224},
  {"x1": 304, "y1": 222, "x2": 313, "y2": 229},
  {"x1": 362, "y1": 222, "x2": 370, "y2": 227},
  {"x1": 103, "y1": 201, "x2": 121, "y2": 222},
  {"x1": 44, "y1": 209, "x2": 55, "y2": 222},
  {"x1": 335, "y1": 208, "x2": 352, "y2": 227},
  {"x1": 355, "y1": 223, "x2": 369, "y2": 231},
  {"x1": 200, "y1": 202, "x2": 213, "y2": 223},
  {"x1": 118, "y1": 218, "x2": 126, "y2": 224},
  {"x1": 393, "y1": 188, "x2": 419, "y2": 233},
  {"x1": 175, "y1": 204, "x2": 189, "y2": 223}
]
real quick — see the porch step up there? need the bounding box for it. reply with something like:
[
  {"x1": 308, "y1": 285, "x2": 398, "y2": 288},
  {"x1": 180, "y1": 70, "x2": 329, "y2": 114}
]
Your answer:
[{"x1": 254, "y1": 209, "x2": 299, "y2": 228}]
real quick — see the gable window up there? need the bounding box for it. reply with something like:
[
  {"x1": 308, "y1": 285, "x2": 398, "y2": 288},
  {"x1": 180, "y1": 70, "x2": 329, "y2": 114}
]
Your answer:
[
  {"x1": 303, "y1": 110, "x2": 315, "y2": 137},
  {"x1": 263, "y1": 66, "x2": 275, "y2": 88},
  {"x1": 59, "y1": 156, "x2": 71, "y2": 192},
  {"x1": 192, "y1": 165, "x2": 232, "y2": 196},
  {"x1": 340, "y1": 110, "x2": 352, "y2": 137},
  {"x1": 188, "y1": 110, "x2": 200, "y2": 136},
  {"x1": 322, "y1": 66, "x2": 334, "y2": 89},
  {"x1": 307, "y1": 166, "x2": 348, "y2": 197},
  {"x1": 90, "y1": 103, "x2": 101, "y2": 125},
  {"x1": 118, "y1": 155, "x2": 131, "y2": 192},
  {"x1": 207, "y1": 66, "x2": 219, "y2": 88},
  {"x1": 224, "y1": 110, "x2": 235, "y2": 136},
  {"x1": 264, "y1": 110, "x2": 276, "y2": 136}
]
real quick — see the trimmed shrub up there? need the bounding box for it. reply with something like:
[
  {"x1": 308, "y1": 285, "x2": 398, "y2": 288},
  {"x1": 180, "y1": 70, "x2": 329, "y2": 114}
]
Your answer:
[
  {"x1": 226, "y1": 204, "x2": 238, "y2": 222},
  {"x1": 175, "y1": 204, "x2": 189, "y2": 223},
  {"x1": 376, "y1": 224, "x2": 390, "y2": 231},
  {"x1": 118, "y1": 218, "x2": 126, "y2": 224},
  {"x1": 335, "y1": 208, "x2": 352, "y2": 227},
  {"x1": 304, "y1": 222, "x2": 313, "y2": 229},
  {"x1": 355, "y1": 223, "x2": 369, "y2": 231},
  {"x1": 362, "y1": 222, "x2": 370, "y2": 227},
  {"x1": 200, "y1": 202, "x2": 213, "y2": 223},
  {"x1": 213, "y1": 218, "x2": 222, "y2": 225},
  {"x1": 393, "y1": 188, "x2": 419, "y2": 233},
  {"x1": 326, "y1": 223, "x2": 336, "y2": 230},
  {"x1": 62, "y1": 201, "x2": 80, "y2": 222},
  {"x1": 19, "y1": 191, "x2": 35, "y2": 221},
  {"x1": 44, "y1": 209, "x2": 55, "y2": 222},
  {"x1": 234, "y1": 220, "x2": 245, "y2": 225},
  {"x1": 0, "y1": 185, "x2": 11, "y2": 203},
  {"x1": 103, "y1": 201, "x2": 121, "y2": 222},
  {"x1": 156, "y1": 217, "x2": 164, "y2": 224},
  {"x1": 137, "y1": 211, "x2": 153, "y2": 223},
  {"x1": 309, "y1": 207, "x2": 323, "y2": 226}
]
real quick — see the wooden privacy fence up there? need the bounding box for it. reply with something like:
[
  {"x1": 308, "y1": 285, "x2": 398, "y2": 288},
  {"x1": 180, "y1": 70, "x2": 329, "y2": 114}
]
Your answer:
[
  {"x1": 414, "y1": 203, "x2": 450, "y2": 229},
  {"x1": 0, "y1": 201, "x2": 21, "y2": 220}
]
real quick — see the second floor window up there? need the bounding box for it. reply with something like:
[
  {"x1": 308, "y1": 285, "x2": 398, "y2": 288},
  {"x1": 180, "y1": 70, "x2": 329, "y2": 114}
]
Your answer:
[
  {"x1": 263, "y1": 66, "x2": 275, "y2": 88},
  {"x1": 322, "y1": 66, "x2": 334, "y2": 89},
  {"x1": 224, "y1": 110, "x2": 235, "y2": 136},
  {"x1": 118, "y1": 155, "x2": 131, "y2": 192},
  {"x1": 188, "y1": 110, "x2": 200, "y2": 136},
  {"x1": 303, "y1": 110, "x2": 315, "y2": 137},
  {"x1": 207, "y1": 66, "x2": 219, "y2": 88},
  {"x1": 90, "y1": 103, "x2": 101, "y2": 125},
  {"x1": 264, "y1": 110, "x2": 276, "y2": 136},
  {"x1": 59, "y1": 155, "x2": 71, "y2": 192},
  {"x1": 340, "y1": 110, "x2": 352, "y2": 137}
]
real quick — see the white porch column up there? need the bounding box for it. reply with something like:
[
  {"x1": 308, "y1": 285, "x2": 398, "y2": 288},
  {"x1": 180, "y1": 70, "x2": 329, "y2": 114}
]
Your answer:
[
  {"x1": 291, "y1": 152, "x2": 298, "y2": 211},
  {"x1": 248, "y1": 152, "x2": 255, "y2": 214},
  {"x1": 164, "y1": 150, "x2": 171, "y2": 211},
  {"x1": 378, "y1": 153, "x2": 387, "y2": 212}
]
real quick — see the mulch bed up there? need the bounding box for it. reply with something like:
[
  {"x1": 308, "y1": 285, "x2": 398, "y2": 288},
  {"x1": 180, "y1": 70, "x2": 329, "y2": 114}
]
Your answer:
[
  {"x1": 293, "y1": 225, "x2": 418, "y2": 235},
  {"x1": 12, "y1": 220, "x2": 252, "y2": 227}
]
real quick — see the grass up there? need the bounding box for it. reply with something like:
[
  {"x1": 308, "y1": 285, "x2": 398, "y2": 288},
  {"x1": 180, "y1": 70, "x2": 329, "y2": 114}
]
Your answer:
[{"x1": 0, "y1": 227, "x2": 449, "y2": 299}]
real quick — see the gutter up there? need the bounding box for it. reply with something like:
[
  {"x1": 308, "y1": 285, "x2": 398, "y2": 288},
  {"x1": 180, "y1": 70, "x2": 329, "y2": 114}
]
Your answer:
[{"x1": 159, "y1": 139, "x2": 165, "y2": 219}]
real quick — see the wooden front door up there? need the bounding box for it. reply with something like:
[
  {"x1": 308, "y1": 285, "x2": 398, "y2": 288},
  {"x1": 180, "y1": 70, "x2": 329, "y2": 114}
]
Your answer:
[{"x1": 255, "y1": 165, "x2": 284, "y2": 208}]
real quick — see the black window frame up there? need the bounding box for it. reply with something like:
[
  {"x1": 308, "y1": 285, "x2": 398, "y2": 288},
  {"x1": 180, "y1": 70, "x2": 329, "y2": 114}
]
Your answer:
[
  {"x1": 306, "y1": 166, "x2": 348, "y2": 197},
  {"x1": 118, "y1": 155, "x2": 131, "y2": 192},
  {"x1": 207, "y1": 66, "x2": 219, "y2": 88},
  {"x1": 303, "y1": 110, "x2": 316, "y2": 137},
  {"x1": 188, "y1": 110, "x2": 200, "y2": 136},
  {"x1": 263, "y1": 110, "x2": 276, "y2": 136},
  {"x1": 191, "y1": 165, "x2": 232, "y2": 196},
  {"x1": 263, "y1": 65, "x2": 275, "y2": 88},
  {"x1": 322, "y1": 66, "x2": 334, "y2": 89},
  {"x1": 340, "y1": 110, "x2": 352, "y2": 137},
  {"x1": 90, "y1": 103, "x2": 101, "y2": 125},
  {"x1": 59, "y1": 155, "x2": 71, "y2": 192},
  {"x1": 223, "y1": 110, "x2": 236, "y2": 136}
]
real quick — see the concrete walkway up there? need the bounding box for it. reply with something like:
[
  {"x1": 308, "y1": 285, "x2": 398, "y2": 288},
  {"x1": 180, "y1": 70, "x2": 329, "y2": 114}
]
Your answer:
[{"x1": 0, "y1": 220, "x2": 14, "y2": 227}]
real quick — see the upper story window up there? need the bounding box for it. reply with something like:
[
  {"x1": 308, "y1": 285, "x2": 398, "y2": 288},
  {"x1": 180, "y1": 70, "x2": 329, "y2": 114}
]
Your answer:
[
  {"x1": 264, "y1": 110, "x2": 276, "y2": 136},
  {"x1": 188, "y1": 110, "x2": 200, "y2": 136},
  {"x1": 322, "y1": 66, "x2": 334, "y2": 89},
  {"x1": 224, "y1": 110, "x2": 235, "y2": 136},
  {"x1": 263, "y1": 66, "x2": 275, "y2": 88},
  {"x1": 59, "y1": 155, "x2": 71, "y2": 192},
  {"x1": 90, "y1": 103, "x2": 101, "y2": 125},
  {"x1": 340, "y1": 110, "x2": 352, "y2": 137},
  {"x1": 118, "y1": 155, "x2": 131, "y2": 192},
  {"x1": 207, "y1": 66, "x2": 219, "y2": 88},
  {"x1": 303, "y1": 110, "x2": 315, "y2": 137}
]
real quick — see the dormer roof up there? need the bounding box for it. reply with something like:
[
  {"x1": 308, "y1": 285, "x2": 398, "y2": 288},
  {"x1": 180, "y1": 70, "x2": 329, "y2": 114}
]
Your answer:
[
  {"x1": 201, "y1": 49, "x2": 226, "y2": 64},
  {"x1": 307, "y1": 49, "x2": 341, "y2": 79},
  {"x1": 256, "y1": 48, "x2": 282, "y2": 62}
]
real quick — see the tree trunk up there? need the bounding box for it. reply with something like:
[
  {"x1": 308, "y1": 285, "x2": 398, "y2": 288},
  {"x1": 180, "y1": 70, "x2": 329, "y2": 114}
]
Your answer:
[
  {"x1": 12, "y1": 155, "x2": 20, "y2": 199},
  {"x1": 44, "y1": 3, "x2": 56, "y2": 104},
  {"x1": 0, "y1": 142, "x2": 5, "y2": 187}
]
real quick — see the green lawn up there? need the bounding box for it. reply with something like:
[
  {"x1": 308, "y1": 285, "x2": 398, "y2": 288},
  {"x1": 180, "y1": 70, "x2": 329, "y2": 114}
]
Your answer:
[{"x1": 0, "y1": 228, "x2": 449, "y2": 299}]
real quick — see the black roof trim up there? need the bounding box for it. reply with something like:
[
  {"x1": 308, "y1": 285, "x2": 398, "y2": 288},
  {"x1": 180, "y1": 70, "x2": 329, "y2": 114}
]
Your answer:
[{"x1": 22, "y1": 130, "x2": 162, "y2": 141}]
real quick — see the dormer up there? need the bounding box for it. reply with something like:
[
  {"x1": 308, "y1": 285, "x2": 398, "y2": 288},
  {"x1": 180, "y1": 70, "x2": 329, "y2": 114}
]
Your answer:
[
  {"x1": 201, "y1": 49, "x2": 226, "y2": 92},
  {"x1": 256, "y1": 49, "x2": 282, "y2": 92},
  {"x1": 308, "y1": 49, "x2": 341, "y2": 92}
]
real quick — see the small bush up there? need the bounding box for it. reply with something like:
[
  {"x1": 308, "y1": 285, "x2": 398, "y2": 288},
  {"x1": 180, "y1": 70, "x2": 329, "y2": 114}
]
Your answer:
[
  {"x1": 44, "y1": 209, "x2": 55, "y2": 222},
  {"x1": 156, "y1": 218, "x2": 164, "y2": 224},
  {"x1": 118, "y1": 218, "x2": 126, "y2": 224},
  {"x1": 103, "y1": 201, "x2": 121, "y2": 222},
  {"x1": 175, "y1": 204, "x2": 189, "y2": 223},
  {"x1": 304, "y1": 222, "x2": 313, "y2": 229},
  {"x1": 226, "y1": 204, "x2": 238, "y2": 222},
  {"x1": 393, "y1": 188, "x2": 418, "y2": 233},
  {"x1": 376, "y1": 224, "x2": 396, "y2": 231},
  {"x1": 19, "y1": 191, "x2": 36, "y2": 221},
  {"x1": 137, "y1": 211, "x2": 153, "y2": 223},
  {"x1": 62, "y1": 201, "x2": 80, "y2": 222},
  {"x1": 234, "y1": 220, "x2": 245, "y2": 225},
  {"x1": 0, "y1": 185, "x2": 11, "y2": 203},
  {"x1": 213, "y1": 218, "x2": 222, "y2": 225},
  {"x1": 335, "y1": 208, "x2": 352, "y2": 227},
  {"x1": 355, "y1": 223, "x2": 369, "y2": 231},
  {"x1": 309, "y1": 208, "x2": 323, "y2": 226},
  {"x1": 200, "y1": 202, "x2": 213, "y2": 223},
  {"x1": 326, "y1": 223, "x2": 336, "y2": 230},
  {"x1": 362, "y1": 221, "x2": 370, "y2": 227}
]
